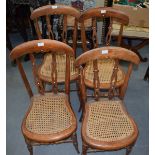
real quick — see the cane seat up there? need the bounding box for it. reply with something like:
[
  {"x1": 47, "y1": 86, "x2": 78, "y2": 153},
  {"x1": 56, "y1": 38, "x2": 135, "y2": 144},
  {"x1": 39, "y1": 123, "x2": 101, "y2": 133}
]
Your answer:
[
  {"x1": 38, "y1": 54, "x2": 78, "y2": 83},
  {"x1": 22, "y1": 93, "x2": 76, "y2": 142},
  {"x1": 74, "y1": 46, "x2": 140, "y2": 154},
  {"x1": 10, "y1": 39, "x2": 79, "y2": 154},
  {"x1": 82, "y1": 100, "x2": 138, "y2": 150},
  {"x1": 112, "y1": 23, "x2": 149, "y2": 38},
  {"x1": 84, "y1": 59, "x2": 125, "y2": 89}
]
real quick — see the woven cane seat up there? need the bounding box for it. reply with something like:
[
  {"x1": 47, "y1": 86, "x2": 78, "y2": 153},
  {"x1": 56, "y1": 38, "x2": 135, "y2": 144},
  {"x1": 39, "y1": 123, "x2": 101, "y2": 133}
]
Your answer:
[
  {"x1": 112, "y1": 23, "x2": 149, "y2": 38},
  {"x1": 84, "y1": 59, "x2": 125, "y2": 89},
  {"x1": 38, "y1": 54, "x2": 78, "y2": 83},
  {"x1": 22, "y1": 93, "x2": 77, "y2": 142},
  {"x1": 82, "y1": 100, "x2": 138, "y2": 150}
]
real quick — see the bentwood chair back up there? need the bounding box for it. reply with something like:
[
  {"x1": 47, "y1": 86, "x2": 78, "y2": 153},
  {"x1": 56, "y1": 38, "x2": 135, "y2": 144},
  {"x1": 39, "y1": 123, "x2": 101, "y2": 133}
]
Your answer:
[
  {"x1": 75, "y1": 46, "x2": 140, "y2": 155},
  {"x1": 10, "y1": 39, "x2": 79, "y2": 155}
]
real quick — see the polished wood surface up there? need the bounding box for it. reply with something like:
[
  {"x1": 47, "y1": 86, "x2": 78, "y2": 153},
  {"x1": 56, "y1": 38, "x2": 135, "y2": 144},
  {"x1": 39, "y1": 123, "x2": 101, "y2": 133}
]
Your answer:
[
  {"x1": 75, "y1": 46, "x2": 140, "y2": 155},
  {"x1": 79, "y1": 7, "x2": 129, "y2": 52},
  {"x1": 10, "y1": 39, "x2": 74, "y2": 60},
  {"x1": 75, "y1": 47, "x2": 140, "y2": 67},
  {"x1": 31, "y1": 4, "x2": 80, "y2": 20},
  {"x1": 22, "y1": 94, "x2": 77, "y2": 143},
  {"x1": 10, "y1": 39, "x2": 79, "y2": 154},
  {"x1": 82, "y1": 102, "x2": 138, "y2": 150},
  {"x1": 31, "y1": 4, "x2": 80, "y2": 52}
]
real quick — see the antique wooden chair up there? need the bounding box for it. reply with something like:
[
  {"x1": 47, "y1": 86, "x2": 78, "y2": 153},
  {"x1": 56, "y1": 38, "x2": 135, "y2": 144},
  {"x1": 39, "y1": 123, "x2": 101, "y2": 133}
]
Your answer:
[
  {"x1": 78, "y1": 7, "x2": 129, "y2": 114},
  {"x1": 10, "y1": 39, "x2": 79, "y2": 155},
  {"x1": 30, "y1": 5, "x2": 80, "y2": 85},
  {"x1": 112, "y1": 4, "x2": 149, "y2": 62},
  {"x1": 74, "y1": 46, "x2": 140, "y2": 155}
]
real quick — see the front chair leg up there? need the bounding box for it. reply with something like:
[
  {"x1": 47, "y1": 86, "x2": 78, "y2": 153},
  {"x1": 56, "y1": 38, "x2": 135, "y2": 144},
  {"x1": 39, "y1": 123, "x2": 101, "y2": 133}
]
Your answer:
[
  {"x1": 126, "y1": 144, "x2": 134, "y2": 155},
  {"x1": 82, "y1": 142, "x2": 88, "y2": 155},
  {"x1": 72, "y1": 132, "x2": 80, "y2": 154},
  {"x1": 25, "y1": 138, "x2": 33, "y2": 155}
]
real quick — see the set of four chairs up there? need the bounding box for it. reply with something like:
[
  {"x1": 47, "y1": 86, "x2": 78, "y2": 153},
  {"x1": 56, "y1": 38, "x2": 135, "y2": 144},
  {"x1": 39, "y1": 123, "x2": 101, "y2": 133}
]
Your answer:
[{"x1": 10, "y1": 4, "x2": 140, "y2": 155}]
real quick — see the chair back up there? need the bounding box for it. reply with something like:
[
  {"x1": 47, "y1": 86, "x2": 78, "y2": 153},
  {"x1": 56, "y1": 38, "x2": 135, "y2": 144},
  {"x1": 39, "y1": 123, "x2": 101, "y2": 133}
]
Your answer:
[
  {"x1": 75, "y1": 47, "x2": 140, "y2": 101},
  {"x1": 10, "y1": 39, "x2": 74, "y2": 98},
  {"x1": 79, "y1": 7, "x2": 129, "y2": 52},
  {"x1": 31, "y1": 4, "x2": 80, "y2": 53}
]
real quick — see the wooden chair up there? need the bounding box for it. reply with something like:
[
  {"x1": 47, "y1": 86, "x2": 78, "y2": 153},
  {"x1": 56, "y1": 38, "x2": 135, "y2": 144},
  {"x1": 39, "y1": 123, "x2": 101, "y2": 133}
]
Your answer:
[
  {"x1": 10, "y1": 39, "x2": 79, "y2": 155},
  {"x1": 30, "y1": 5, "x2": 80, "y2": 85},
  {"x1": 112, "y1": 4, "x2": 149, "y2": 62},
  {"x1": 78, "y1": 7, "x2": 129, "y2": 115},
  {"x1": 74, "y1": 46, "x2": 140, "y2": 155}
]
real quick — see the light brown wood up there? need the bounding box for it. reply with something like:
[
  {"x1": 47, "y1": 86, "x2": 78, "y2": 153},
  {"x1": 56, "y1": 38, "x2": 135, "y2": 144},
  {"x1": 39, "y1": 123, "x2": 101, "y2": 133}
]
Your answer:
[
  {"x1": 79, "y1": 7, "x2": 129, "y2": 25},
  {"x1": 31, "y1": 4, "x2": 80, "y2": 21},
  {"x1": 16, "y1": 59, "x2": 33, "y2": 98},
  {"x1": 75, "y1": 47, "x2": 140, "y2": 67},
  {"x1": 75, "y1": 46, "x2": 140, "y2": 154},
  {"x1": 31, "y1": 4, "x2": 80, "y2": 55},
  {"x1": 30, "y1": 4, "x2": 80, "y2": 86},
  {"x1": 10, "y1": 39, "x2": 74, "y2": 60},
  {"x1": 82, "y1": 102, "x2": 138, "y2": 150},
  {"x1": 29, "y1": 53, "x2": 45, "y2": 95},
  {"x1": 10, "y1": 39, "x2": 79, "y2": 154},
  {"x1": 45, "y1": 15, "x2": 54, "y2": 39},
  {"x1": 22, "y1": 94, "x2": 77, "y2": 143},
  {"x1": 51, "y1": 53, "x2": 58, "y2": 93},
  {"x1": 79, "y1": 7, "x2": 129, "y2": 52},
  {"x1": 78, "y1": 7, "x2": 130, "y2": 105}
]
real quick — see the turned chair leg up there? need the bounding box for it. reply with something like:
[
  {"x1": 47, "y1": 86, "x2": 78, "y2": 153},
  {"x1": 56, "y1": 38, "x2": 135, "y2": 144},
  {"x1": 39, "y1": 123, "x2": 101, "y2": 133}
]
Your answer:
[
  {"x1": 76, "y1": 80, "x2": 83, "y2": 113},
  {"x1": 72, "y1": 132, "x2": 80, "y2": 154},
  {"x1": 82, "y1": 143, "x2": 88, "y2": 155},
  {"x1": 144, "y1": 67, "x2": 149, "y2": 81},
  {"x1": 79, "y1": 111, "x2": 83, "y2": 122},
  {"x1": 126, "y1": 144, "x2": 134, "y2": 155},
  {"x1": 27, "y1": 144, "x2": 33, "y2": 155},
  {"x1": 25, "y1": 138, "x2": 33, "y2": 155}
]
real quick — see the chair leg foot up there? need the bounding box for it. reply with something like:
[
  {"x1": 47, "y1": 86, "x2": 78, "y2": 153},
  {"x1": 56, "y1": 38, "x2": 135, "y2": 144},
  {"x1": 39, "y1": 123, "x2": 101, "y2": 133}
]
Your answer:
[
  {"x1": 27, "y1": 144, "x2": 33, "y2": 155},
  {"x1": 78, "y1": 103, "x2": 82, "y2": 112},
  {"x1": 144, "y1": 67, "x2": 149, "y2": 81},
  {"x1": 72, "y1": 132, "x2": 80, "y2": 154},
  {"x1": 25, "y1": 138, "x2": 33, "y2": 155},
  {"x1": 79, "y1": 111, "x2": 83, "y2": 122},
  {"x1": 126, "y1": 144, "x2": 134, "y2": 155},
  {"x1": 82, "y1": 143, "x2": 88, "y2": 155}
]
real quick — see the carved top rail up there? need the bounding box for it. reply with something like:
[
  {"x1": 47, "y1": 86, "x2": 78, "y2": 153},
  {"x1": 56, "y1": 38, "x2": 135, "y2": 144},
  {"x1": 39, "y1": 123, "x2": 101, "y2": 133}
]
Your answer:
[
  {"x1": 75, "y1": 46, "x2": 140, "y2": 67},
  {"x1": 31, "y1": 4, "x2": 80, "y2": 20},
  {"x1": 10, "y1": 39, "x2": 74, "y2": 60},
  {"x1": 79, "y1": 7, "x2": 129, "y2": 25}
]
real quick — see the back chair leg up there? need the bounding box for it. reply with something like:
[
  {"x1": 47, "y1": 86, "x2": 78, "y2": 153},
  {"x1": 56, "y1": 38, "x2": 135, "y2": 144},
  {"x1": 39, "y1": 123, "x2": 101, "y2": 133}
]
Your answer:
[
  {"x1": 79, "y1": 111, "x2": 83, "y2": 122},
  {"x1": 25, "y1": 138, "x2": 33, "y2": 155},
  {"x1": 78, "y1": 102, "x2": 82, "y2": 112},
  {"x1": 72, "y1": 132, "x2": 80, "y2": 154},
  {"x1": 82, "y1": 142, "x2": 88, "y2": 155},
  {"x1": 126, "y1": 144, "x2": 134, "y2": 155},
  {"x1": 76, "y1": 80, "x2": 83, "y2": 112}
]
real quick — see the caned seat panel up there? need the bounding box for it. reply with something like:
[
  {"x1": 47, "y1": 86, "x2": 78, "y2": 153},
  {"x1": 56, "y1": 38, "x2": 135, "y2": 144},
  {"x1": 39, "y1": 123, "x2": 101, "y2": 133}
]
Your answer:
[
  {"x1": 22, "y1": 93, "x2": 77, "y2": 142},
  {"x1": 84, "y1": 59, "x2": 125, "y2": 89},
  {"x1": 38, "y1": 54, "x2": 78, "y2": 83},
  {"x1": 112, "y1": 23, "x2": 149, "y2": 38},
  {"x1": 82, "y1": 100, "x2": 138, "y2": 150}
]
